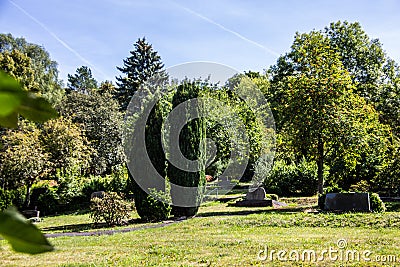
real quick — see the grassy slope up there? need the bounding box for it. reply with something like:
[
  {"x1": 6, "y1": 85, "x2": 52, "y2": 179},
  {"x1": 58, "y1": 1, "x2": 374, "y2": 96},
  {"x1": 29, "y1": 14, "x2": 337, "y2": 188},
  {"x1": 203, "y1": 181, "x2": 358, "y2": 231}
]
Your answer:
[{"x1": 1, "y1": 200, "x2": 400, "y2": 266}]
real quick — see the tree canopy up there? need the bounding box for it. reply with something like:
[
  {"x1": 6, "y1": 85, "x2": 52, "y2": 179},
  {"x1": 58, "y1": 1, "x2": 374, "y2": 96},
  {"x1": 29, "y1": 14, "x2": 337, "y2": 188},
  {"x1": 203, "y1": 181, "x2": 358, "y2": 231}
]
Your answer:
[
  {"x1": 268, "y1": 30, "x2": 390, "y2": 193},
  {"x1": 67, "y1": 66, "x2": 98, "y2": 94},
  {"x1": 60, "y1": 84, "x2": 124, "y2": 175},
  {"x1": 0, "y1": 33, "x2": 64, "y2": 104}
]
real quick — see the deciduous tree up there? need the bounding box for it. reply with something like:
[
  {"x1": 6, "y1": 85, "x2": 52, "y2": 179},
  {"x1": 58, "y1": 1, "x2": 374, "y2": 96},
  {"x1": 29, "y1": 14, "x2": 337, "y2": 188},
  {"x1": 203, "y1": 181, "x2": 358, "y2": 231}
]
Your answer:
[
  {"x1": 59, "y1": 90, "x2": 124, "y2": 175},
  {"x1": 0, "y1": 33, "x2": 64, "y2": 105},
  {"x1": 270, "y1": 31, "x2": 388, "y2": 193},
  {"x1": 40, "y1": 117, "x2": 92, "y2": 177},
  {"x1": 0, "y1": 122, "x2": 49, "y2": 207}
]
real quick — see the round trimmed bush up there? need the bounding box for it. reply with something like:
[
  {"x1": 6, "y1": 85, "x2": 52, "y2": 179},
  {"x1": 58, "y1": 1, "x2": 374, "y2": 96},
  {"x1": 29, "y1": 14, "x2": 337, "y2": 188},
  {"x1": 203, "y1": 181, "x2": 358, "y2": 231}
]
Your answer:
[{"x1": 90, "y1": 192, "x2": 132, "y2": 225}]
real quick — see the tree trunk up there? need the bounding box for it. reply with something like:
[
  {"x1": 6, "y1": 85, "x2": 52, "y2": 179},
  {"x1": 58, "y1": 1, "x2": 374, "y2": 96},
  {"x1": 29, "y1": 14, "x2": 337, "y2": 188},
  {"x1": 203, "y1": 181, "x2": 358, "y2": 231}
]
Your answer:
[
  {"x1": 317, "y1": 138, "x2": 324, "y2": 194},
  {"x1": 24, "y1": 183, "x2": 32, "y2": 208}
]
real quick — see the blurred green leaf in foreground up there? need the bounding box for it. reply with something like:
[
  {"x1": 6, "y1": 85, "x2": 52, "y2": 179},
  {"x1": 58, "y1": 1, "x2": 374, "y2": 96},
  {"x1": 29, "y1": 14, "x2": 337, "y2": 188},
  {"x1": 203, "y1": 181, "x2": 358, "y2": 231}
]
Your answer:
[
  {"x1": 0, "y1": 70, "x2": 58, "y2": 128},
  {"x1": 0, "y1": 207, "x2": 54, "y2": 254}
]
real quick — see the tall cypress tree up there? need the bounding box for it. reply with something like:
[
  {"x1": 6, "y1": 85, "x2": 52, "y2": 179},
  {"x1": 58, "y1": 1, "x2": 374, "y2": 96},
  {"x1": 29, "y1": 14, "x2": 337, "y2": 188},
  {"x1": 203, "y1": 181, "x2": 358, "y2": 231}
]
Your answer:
[
  {"x1": 120, "y1": 38, "x2": 170, "y2": 221},
  {"x1": 167, "y1": 81, "x2": 207, "y2": 217},
  {"x1": 115, "y1": 37, "x2": 166, "y2": 111},
  {"x1": 126, "y1": 100, "x2": 172, "y2": 222}
]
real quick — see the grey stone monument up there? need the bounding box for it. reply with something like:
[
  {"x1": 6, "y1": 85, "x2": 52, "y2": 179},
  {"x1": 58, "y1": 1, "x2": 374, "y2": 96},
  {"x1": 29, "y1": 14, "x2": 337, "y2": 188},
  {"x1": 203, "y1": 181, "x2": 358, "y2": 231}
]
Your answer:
[
  {"x1": 233, "y1": 187, "x2": 272, "y2": 207},
  {"x1": 246, "y1": 187, "x2": 267, "y2": 200}
]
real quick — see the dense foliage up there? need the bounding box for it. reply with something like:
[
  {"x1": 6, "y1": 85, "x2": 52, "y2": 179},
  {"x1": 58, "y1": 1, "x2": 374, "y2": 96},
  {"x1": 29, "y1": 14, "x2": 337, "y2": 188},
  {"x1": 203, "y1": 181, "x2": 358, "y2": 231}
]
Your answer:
[
  {"x1": 0, "y1": 70, "x2": 56, "y2": 254},
  {"x1": 59, "y1": 82, "x2": 125, "y2": 176},
  {"x1": 127, "y1": 99, "x2": 173, "y2": 222},
  {"x1": 0, "y1": 122, "x2": 49, "y2": 207},
  {"x1": 167, "y1": 81, "x2": 207, "y2": 217},
  {"x1": 267, "y1": 21, "x2": 398, "y2": 195},
  {"x1": 0, "y1": 33, "x2": 64, "y2": 105},
  {"x1": 263, "y1": 159, "x2": 318, "y2": 197},
  {"x1": 132, "y1": 187, "x2": 172, "y2": 222},
  {"x1": 369, "y1": 192, "x2": 386, "y2": 212},
  {"x1": 0, "y1": 20, "x2": 399, "y2": 223}
]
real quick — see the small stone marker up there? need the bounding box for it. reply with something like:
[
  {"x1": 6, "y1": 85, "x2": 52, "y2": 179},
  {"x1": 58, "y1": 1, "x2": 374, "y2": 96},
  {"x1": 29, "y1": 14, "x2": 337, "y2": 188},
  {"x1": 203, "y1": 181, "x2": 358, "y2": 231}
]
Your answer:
[
  {"x1": 91, "y1": 191, "x2": 105, "y2": 200},
  {"x1": 246, "y1": 187, "x2": 266, "y2": 200},
  {"x1": 233, "y1": 187, "x2": 272, "y2": 207},
  {"x1": 324, "y1": 192, "x2": 371, "y2": 212}
]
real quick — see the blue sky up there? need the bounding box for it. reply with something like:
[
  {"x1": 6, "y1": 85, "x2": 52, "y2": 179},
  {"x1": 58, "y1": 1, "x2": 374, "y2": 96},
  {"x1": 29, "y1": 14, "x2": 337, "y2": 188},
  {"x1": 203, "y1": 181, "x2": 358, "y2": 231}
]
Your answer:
[{"x1": 0, "y1": 0, "x2": 399, "y2": 84}]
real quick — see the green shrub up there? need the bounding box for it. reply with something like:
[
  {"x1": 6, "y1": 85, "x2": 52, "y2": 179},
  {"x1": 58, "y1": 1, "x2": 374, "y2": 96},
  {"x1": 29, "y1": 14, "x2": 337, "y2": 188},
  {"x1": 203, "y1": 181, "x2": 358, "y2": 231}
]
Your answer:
[
  {"x1": 263, "y1": 159, "x2": 318, "y2": 197},
  {"x1": 349, "y1": 180, "x2": 370, "y2": 192},
  {"x1": 369, "y1": 193, "x2": 386, "y2": 212},
  {"x1": 53, "y1": 171, "x2": 89, "y2": 211},
  {"x1": 37, "y1": 189, "x2": 59, "y2": 215},
  {"x1": 31, "y1": 177, "x2": 86, "y2": 214},
  {"x1": 82, "y1": 171, "x2": 127, "y2": 200},
  {"x1": 107, "y1": 167, "x2": 128, "y2": 193},
  {"x1": 82, "y1": 176, "x2": 109, "y2": 199},
  {"x1": 90, "y1": 192, "x2": 132, "y2": 226},
  {"x1": 30, "y1": 183, "x2": 55, "y2": 207},
  {"x1": 139, "y1": 188, "x2": 171, "y2": 222},
  {"x1": 31, "y1": 181, "x2": 80, "y2": 215},
  {"x1": 128, "y1": 175, "x2": 172, "y2": 222}
]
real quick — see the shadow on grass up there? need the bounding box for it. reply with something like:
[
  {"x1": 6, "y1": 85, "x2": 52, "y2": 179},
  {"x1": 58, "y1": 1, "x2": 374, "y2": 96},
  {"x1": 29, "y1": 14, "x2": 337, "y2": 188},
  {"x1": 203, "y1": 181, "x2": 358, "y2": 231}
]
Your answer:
[
  {"x1": 197, "y1": 206, "x2": 316, "y2": 218},
  {"x1": 41, "y1": 218, "x2": 144, "y2": 233},
  {"x1": 42, "y1": 208, "x2": 91, "y2": 218}
]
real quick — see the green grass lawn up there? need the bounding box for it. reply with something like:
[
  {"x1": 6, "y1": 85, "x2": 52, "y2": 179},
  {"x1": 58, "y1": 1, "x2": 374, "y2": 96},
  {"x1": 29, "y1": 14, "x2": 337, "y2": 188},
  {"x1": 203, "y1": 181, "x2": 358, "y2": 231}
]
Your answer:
[{"x1": 1, "y1": 199, "x2": 400, "y2": 266}]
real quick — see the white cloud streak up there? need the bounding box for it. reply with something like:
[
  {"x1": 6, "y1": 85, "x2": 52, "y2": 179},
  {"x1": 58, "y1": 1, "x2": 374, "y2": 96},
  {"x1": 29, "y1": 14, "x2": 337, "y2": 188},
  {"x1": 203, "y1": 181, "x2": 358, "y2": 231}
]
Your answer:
[
  {"x1": 8, "y1": 0, "x2": 108, "y2": 79},
  {"x1": 171, "y1": 1, "x2": 279, "y2": 57}
]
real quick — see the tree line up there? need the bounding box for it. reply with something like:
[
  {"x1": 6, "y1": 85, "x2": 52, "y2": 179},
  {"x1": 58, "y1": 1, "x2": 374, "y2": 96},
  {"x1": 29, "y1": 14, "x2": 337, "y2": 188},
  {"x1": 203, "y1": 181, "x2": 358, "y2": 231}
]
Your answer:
[{"x1": 0, "y1": 20, "x2": 399, "y2": 220}]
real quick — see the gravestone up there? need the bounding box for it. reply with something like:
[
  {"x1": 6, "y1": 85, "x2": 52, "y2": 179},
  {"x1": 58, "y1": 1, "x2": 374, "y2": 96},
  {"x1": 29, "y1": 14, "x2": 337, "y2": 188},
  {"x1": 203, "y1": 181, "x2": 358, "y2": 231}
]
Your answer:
[
  {"x1": 324, "y1": 192, "x2": 371, "y2": 212},
  {"x1": 232, "y1": 187, "x2": 272, "y2": 207},
  {"x1": 246, "y1": 187, "x2": 266, "y2": 200},
  {"x1": 91, "y1": 191, "x2": 105, "y2": 200}
]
